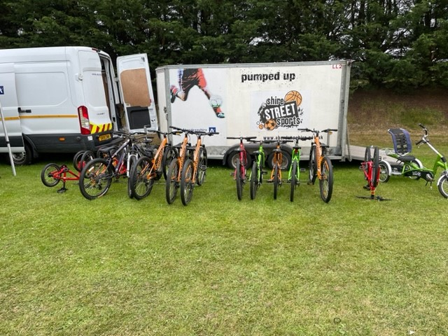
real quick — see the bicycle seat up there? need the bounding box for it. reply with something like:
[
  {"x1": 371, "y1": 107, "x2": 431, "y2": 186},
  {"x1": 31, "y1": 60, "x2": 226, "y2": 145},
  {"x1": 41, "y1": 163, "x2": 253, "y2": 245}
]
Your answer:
[
  {"x1": 388, "y1": 128, "x2": 412, "y2": 155},
  {"x1": 396, "y1": 154, "x2": 416, "y2": 162}
]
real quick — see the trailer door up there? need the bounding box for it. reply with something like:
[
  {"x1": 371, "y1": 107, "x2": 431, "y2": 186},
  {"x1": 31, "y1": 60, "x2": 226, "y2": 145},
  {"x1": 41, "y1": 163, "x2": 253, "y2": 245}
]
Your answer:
[
  {"x1": 117, "y1": 54, "x2": 158, "y2": 132},
  {"x1": 0, "y1": 63, "x2": 25, "y2": 153}
]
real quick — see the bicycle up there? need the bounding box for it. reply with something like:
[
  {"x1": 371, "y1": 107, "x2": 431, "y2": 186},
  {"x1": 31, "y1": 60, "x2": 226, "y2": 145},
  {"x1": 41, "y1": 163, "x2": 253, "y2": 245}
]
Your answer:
[
  {"x1": 380, "y1": 124, "x2": 448, "y2": 198},
  {"x1": 358, "y1": 146, "x2": 387, "y2": 200},
  {"x1": 79, "y1": 132, "x2": 150, "y2": 200},
  {"x1": 282, "y1": 135, "x2": 313, "y2": 202},
  {"x1": 226, "y1": 136, "x2": 257, "y2": 200},
  {"x1": 129, "y1": 130, "x2": 177, "y2": 200},
  {"x1": 248, "y1": 139, "x2": 266, "y2": 200},
  {"x1": 41, "y1": 163, "x2": 80, "y2": 193},
  {"x1": 303, "y1": 128, "x2": 337, "y2": 203},
  {"x1": 165, "y1": 126, "x2": 194, "y2": 204},
  {"x1": 263, "y1": 136, "x2": 290, "y2": 200},
  {"x1": 180, "y1": 130, "x2": 218, "y2": 205}
]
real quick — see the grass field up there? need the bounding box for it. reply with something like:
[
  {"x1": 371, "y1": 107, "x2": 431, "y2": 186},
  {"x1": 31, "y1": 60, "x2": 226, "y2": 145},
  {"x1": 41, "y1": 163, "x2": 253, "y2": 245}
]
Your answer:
[{"x1": 1, "y1": 126, "x2": 448, "y2": 335}]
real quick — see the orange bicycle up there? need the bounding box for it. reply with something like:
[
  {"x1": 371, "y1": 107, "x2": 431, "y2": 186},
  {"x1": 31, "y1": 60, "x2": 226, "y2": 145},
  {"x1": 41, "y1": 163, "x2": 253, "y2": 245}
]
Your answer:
[
  {"x1": 180, "y1": 130, "x2": 218, "y2": 205},
  {"x1": 129, "y1": 130, "x2": 177, "y2": 200},
  {"x1": 165, "y1": 127, "x2": 194, "y2": 204},
  {"x1": 303, "y1": 128, "x2": 337, "y2": 203}
]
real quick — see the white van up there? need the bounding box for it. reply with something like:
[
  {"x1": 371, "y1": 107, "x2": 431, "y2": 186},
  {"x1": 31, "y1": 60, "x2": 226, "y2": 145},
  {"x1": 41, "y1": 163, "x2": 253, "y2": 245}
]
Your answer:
[{"x1": 0, "y1": 46, "x2": 158, "y2": 164}]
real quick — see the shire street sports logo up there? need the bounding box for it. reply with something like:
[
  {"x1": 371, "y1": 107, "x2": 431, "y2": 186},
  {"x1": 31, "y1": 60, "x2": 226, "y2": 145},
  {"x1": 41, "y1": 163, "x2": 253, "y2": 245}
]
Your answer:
[{"x1": 257, "y1": 90, "x2": 304, "y2": 131}]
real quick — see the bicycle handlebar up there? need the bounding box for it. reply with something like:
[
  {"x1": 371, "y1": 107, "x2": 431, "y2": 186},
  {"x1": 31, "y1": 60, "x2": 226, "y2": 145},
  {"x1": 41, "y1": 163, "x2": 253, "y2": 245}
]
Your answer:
[
  {"x1": 298, "y1": 128, "x2": 338, "y2": 134},
  {"x1": 227, "y1": 136, "x2": 257, "y2": 141},
  {"x1": 416, "y1": 123, "x2": 429, "y2": 145},
  {"x1": 170, "y1": 126, "x2": 218, "y2": 136}
]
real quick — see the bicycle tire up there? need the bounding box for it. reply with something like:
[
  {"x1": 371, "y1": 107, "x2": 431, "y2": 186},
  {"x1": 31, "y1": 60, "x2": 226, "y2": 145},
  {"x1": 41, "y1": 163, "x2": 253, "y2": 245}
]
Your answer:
[
  {"x1": 364, "y1": 146, "x2": 372, "y2": 162},
  {"x1": 196, "y1": 147, "x2": 207, "y2": 186},
  {"x1": 290, "y1": 161, "x2": 298, "y2": 202},
  {"x1": 79, "y1": 158, "x2": 112, "y2": 200},
  {"x1": 180, "y1": 159, "x2": 195, "y2": 206},
  {"x1": 41, "y1": 163, "x2": 61, "y2": 187},
  {"x1": 129, "y1": 156, "x2": 154, "y2": 200},
  {"x1": 236, "y1": 159, "x2": 243, "y2": 200},
  {"x1": 162, "y1": 146, "x2": 177, "y2": 181},
  {"x1": 319, "y1": 156, "x2": 334, "y2": 203},
  {"x1": 73, "y1": 150, "x2": 85, "y2": 171},
  {"x1": 372, "y1": 147, "x2": 380, "y2": 188},
  {"x1": 250, "y1": 161, "x2": 259, "y2": 200},
  {"x1": 437, "y1": 174, "x2": 448, "y2": 198},
  {"x1": 308, "y1": 146, "x2": 317, "y2": 185},
  {"x1": 273, "y1": 165, "x2": 279, "y2": 200},
  {"x1": 379, "y1": 160, "x2": 391, "y2": 183},
  {"x1": 166, "y1": 159, "x2": 180, "y2": 204}
]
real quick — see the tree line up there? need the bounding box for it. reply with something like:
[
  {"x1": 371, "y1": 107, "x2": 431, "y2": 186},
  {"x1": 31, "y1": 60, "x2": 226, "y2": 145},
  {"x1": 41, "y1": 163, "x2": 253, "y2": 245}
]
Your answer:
[{"x1": 0, "y1": 0, "x2": 447, "y2": 91}]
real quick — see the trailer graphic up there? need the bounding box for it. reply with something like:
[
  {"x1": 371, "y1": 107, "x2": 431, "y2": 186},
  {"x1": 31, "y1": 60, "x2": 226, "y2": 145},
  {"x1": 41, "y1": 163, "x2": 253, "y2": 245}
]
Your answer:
[{"x1": 157, "y1": 60, "x2": 352, "y2": 168}]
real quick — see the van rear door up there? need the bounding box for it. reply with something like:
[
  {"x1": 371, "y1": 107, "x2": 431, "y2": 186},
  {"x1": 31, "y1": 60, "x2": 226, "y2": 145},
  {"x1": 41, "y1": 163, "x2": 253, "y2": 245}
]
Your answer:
[
  {"x1": 117, "y1": 54, "x2": 158, "y2": 132},
  {"x1": 0, "y1": 63, "x2": 25, "y2": 153}
]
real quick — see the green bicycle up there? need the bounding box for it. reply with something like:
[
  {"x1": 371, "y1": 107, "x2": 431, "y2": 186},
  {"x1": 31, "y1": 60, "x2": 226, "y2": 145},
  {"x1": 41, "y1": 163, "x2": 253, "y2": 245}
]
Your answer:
[
  {"x1": 248, "y1": 139, "x2": 266, "y2": 200},
  {"x1": 283, "y1": 135, "x2": 313, "y2": 202}
]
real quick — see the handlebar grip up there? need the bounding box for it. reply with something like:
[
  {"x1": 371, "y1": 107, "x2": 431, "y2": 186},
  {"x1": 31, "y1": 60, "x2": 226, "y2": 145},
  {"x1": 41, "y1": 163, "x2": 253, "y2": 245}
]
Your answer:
[
  {"x1": 416, "y1": 140, "x2": 423, "y2": 146},
  {"x1": 419, "y1": 123, "x2": 425, "y2": 128}
]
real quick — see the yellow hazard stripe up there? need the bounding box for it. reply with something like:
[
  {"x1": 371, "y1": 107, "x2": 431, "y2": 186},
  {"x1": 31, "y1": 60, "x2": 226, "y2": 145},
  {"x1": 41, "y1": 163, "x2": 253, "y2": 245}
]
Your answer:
[{"x1": 90, "y1": 122, "x2": 113, "y2": 134}]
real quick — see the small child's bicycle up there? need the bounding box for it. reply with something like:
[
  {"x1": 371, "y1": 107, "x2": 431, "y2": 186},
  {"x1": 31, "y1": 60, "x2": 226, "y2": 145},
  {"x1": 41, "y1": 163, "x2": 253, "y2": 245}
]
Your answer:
[
  {"x1": 358, "y1": 146, "x2": 389, "y2": 201},
  {"x1": 41, "y1": 163, "x2": 80, "y2": 193}
]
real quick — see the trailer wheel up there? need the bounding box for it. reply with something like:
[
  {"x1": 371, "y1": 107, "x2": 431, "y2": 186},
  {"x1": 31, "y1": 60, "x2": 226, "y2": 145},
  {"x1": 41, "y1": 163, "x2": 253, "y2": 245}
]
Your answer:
[
  {"x1": 10, "y1": 143, "x2": 33, "y2": 165},
  {"x1": 226, "y1": 151, "x2": 252, "y2": 170},
  {"x1": 267, "y1": 150, "x2": 291, "y2": 170}
]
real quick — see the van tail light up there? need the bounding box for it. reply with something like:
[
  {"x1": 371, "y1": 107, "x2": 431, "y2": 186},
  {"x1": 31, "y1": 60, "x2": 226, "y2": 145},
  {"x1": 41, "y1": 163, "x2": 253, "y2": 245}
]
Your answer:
[{"x1": 78, "y1": 106, "x2": 91, "y2": 135}]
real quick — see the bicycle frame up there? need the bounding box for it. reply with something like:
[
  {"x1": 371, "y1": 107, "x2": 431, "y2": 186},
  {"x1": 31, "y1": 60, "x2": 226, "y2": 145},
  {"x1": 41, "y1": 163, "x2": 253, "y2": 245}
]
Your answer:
[
  {"x1": 416, "y1": 124, "x2": 448, "y2": 183},
  {"x1": 361, "y1": 146, "x2": 380, "y2": 199}
]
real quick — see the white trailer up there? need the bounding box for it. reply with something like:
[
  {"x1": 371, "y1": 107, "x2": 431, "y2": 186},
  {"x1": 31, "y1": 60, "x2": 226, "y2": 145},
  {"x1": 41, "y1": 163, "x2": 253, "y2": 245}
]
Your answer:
[
  {"x1": 0, "y1": 47, "x2": 158, "y2": 164},
  {"x1": 156, "y1": 60, "x2": 353, "y2": 168}
]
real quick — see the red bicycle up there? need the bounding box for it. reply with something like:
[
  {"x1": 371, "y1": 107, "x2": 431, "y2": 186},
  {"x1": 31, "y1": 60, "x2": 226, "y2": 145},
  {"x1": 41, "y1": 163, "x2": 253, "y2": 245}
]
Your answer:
[
  {"x1": 226, "y1": 136, "x2": 256, "y2": 200},
  {"x1": 359, "y1": 146, "x2": 388, "y2": 200},
  {"x1": 41, "y1": 163, "x2": 80, "y2": 193}
]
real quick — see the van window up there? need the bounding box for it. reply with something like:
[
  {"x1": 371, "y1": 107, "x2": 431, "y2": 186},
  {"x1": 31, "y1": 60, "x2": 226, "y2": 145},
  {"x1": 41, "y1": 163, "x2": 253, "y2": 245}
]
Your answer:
[{"x1": 16, "y1": 71, "x2": 68, "y2": 106}]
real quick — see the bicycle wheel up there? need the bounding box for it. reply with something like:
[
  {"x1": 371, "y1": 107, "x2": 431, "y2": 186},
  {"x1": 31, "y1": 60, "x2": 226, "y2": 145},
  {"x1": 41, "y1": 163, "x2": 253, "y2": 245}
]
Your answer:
[
  {"x1": 404, "y1": 159, "x2": 423, "y2": 180},
  {"x1": 308, "y1": 146, "x2": 317, "y2": 185},
  {"x1": 437, "y1": 174, "x2": 448, "y2": 198},
  {"x1": 162, "y1": 146, "x2": 177, "y2": 181},
  {"x1": 196, "y1": 147, "x2": 208, "y2": 186},
  {"x1": 236, "y1": 159, "x2": 243, "y2": 200},
  {"x1": 166, "y1": 160, "x2": 180, "y2": 204},
  {"x1": 290, "y1": 161, "x2": 298, "y2": 202},
  {"x1": 273, "y1": 165, "x2": 279, "y2": 200},
  {"x1": 250, "y1": 161, "x2": 259, "y2": 200},
  {"x1": 181, "y1": 159, "x2": 195, "y2": 206},
  {"x1": 372, "y1": 147, "x2": 380, "y2": 188},
  {"x1": 73, "y1": 150, "x2": 85, "y2": 171},
  {"x1": 379, "y1": 160, "x2": 391, "y2": 183},
  {"x1": 129, "y1": 156, "x2": 154, "y2": 200},
  {"x1": 41, "y1": 163, "x2": 61, "y2": 187},
  {"x1": 79, "y1": 158, "x2": 112, "y2": 200},
  {"x1": 319, "y1": 156, "x2": 333, "y2": 203}
]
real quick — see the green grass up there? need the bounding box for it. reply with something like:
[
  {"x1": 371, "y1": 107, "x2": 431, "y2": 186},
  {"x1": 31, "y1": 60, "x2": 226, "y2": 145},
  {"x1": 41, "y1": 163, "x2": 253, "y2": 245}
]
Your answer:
[{"x1": 1, "y1": 140, "x2": 448, "y2": 335}]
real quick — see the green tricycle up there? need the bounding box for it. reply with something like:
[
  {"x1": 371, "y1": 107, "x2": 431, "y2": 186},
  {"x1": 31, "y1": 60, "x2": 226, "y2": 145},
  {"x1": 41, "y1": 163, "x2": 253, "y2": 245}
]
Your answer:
[{"x1": 379, "y1": 124, "x2": 448, "y2": 198}]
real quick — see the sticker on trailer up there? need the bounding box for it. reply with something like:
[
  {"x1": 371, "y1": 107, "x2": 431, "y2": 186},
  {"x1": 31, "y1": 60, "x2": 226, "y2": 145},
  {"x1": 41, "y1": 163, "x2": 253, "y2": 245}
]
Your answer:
[{"x1": 250, "y1": 89, "x2": 311, "y2": 131}]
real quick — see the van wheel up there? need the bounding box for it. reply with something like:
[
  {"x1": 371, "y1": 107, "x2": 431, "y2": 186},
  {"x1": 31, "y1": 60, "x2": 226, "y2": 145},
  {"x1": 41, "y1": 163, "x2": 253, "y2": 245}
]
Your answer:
[{"x1": 11, "y1": 143, "x2": 33, "y2": 165}]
